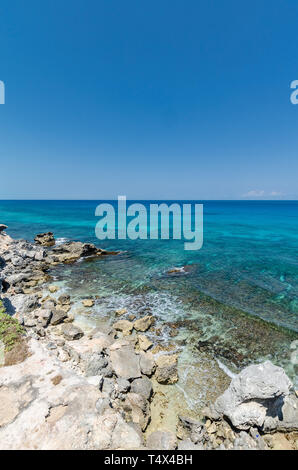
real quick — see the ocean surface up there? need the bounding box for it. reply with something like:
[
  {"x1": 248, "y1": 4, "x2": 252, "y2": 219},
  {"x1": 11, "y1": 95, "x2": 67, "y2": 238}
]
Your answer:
[{"x1": 1, "y1": 200, "x2": 298, "y2": 405}]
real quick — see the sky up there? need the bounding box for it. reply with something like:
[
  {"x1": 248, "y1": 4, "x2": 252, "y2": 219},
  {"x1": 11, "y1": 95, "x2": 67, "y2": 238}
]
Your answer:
[{"x1": 0, "y1": 0, "x2": 298, "y2": 200}]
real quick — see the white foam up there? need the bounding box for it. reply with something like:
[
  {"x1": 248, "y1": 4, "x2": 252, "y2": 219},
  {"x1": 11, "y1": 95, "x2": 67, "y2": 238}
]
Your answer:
[
  {"x1": 55, "y1": 237, "x2": 69, "y2": 245},
  {"x1": 216, "y1": 359, "x2": 237, "y2": 379}
]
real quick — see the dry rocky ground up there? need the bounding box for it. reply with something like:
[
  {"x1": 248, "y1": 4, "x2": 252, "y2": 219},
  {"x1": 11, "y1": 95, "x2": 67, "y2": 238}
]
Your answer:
[{"x1": 0, "y1": 227, "x2": 297, "y2": 450}]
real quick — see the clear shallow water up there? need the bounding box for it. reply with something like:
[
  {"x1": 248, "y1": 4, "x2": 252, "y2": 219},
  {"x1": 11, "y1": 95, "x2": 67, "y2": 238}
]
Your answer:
[{"x1": 1, "y1": 200, "x2": 298, "y2": 396}]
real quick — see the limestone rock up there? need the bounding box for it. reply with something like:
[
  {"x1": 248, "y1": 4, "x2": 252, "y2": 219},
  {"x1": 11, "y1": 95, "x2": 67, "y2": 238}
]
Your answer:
[
  {"x1": 134, "y1": 315, "x2": 155, "y2": 332},
  {"x1": 34, "y1": 232, "x2": 55, "y2": 247},
  {"x1": 131, "y1": 377, "x2": 153, "y2": 400},
  {"x1": 82, "y1": 299, "x2": 94, "y2": 308},
  {"x1": 155, "y1": 354, "x2": 178, "y2": 384},
  {"x1": 0, "y1": 224, "x2": 8, "y2": 233},
  {"x1": 61, "y1": 324, "x2": 84, "y2": 341},
  {"x1": 139, "y1": 351, "x2": 156, "y2": 376},
  {"x1": 213, "y1": 361, "x2": 293, "y2": 431},
  {"x1": 48, "y1": 285, "x2": 59, "y2": 293},
  {"x1": 122, "y1": 392, "x2": 150, "y2": 431},
  {"x1": 138, "y1": 334, "x2": 153, "y2": 351},
  {"x1": 113, "y1": 319, "x2": 133, "y2": 336},
  {"x1": 146, "y1": 431, "x2": 177, "y2": 450},
  {"x1": 50, "y1": 309, "x2": 68, "y2": 326},
  {"x1": 110, "y1": 345, "x2": 141, "y2": 380},
  {"x1": 58, "y1": 294, "x2": 70, "y2": 305},
  {"x1": 115, "y1": 308, "x2": 127, "y2": 316}
]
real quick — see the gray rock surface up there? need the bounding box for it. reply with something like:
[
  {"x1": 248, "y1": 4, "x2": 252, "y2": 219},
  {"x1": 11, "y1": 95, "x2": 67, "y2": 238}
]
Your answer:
[
  {"x1": 213, "y1": 361, "x2": 294, "y2": 431},
  {"x1": 146, "y1": 431, "x2": 177, "y2": 450},
  {"x1": 131, "y1": 377, "x2": 153, "y2": 400},
  {"x1": 62, "y1": 324, "x2": 84, "y2": 341},
  {"x1": 110, "y1": 345, "x2": 141, "y2": 380}
]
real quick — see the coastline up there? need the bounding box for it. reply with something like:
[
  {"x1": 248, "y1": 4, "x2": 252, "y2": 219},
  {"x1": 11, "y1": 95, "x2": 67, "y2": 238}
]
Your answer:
[{"x1": 0, "y1": 226, "x2": 298, "y2": 450}]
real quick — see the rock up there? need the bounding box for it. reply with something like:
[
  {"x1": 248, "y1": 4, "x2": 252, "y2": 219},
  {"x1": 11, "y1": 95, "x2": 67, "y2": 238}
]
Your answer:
[
  {"x1": 50, "y1": 309, "x2": 68, "y2": 326},
  {"x1": 262, "y1": 393, "x2": 298, "y2": 432},
  {"x1": 34, "y1": 232, "x2": 55, "y2": 247},
  {"x1": 138, "y1": 335, "x2": 153, "y2": 351},
  {"x1": 115, "y1": 378, "x2": 131, "y2": 394},
  {"x1": 131, "y1": 377, "x2": 153, "y2": 400},
  {"x1": 47, "y1": 241, "x2": 113, "y2": 265},
  {"x1": 113, "y1": 320, "x2": 134, "y2": 336},
  {"x1": 24, "y1": 317, "x2": 37, "y2": 327},
  {"x1": 177, "y1": 416, "x2": 205, "y2": 443},
  {"x1": 82, "y1": 299, "x2": 94, "y2": 308},
  {"x1": 95, "y1": 397, "x2": 111, "y2": 415},
  {"x1": 123, "y1": 393, "x2": 150, "y2": 431},
  {"x1": 36, "y1": 308, "x2": 53, "y2": 327},
  {"x1": 58, "y1": 294, "x2": 70, "y2": 305},
  {"x1": 177, "y1": 438, "x2": 204, "y2": 450},
  {"x1": 115, "y1": 308, "x2": 127, "y2": 316},
  {"x1": 48, "y1": 285, "x2": 59, "y2": 293},
  {"x1": 146, "y1": 431, "x2": 177, "y2": 450},
  {"x1": 213, "y1": 361, "x2": 293, "y2": 431},
  {"x1": 61, "y1": 324, "x2": 84, "y2": 341},
  {"x1": 93, "y1": 411, "x2": 144, "y2": 449},
  {"x1": 3, "y1": 294, "x2": 40, "y2": 316},
  {"x1": 155, "y1": 354, "x2": 178, "y2": 384},
  {"x1": 110, "y1": 345, "x2": 141, "y2": 380},
  {"x1": 263, "y1": 433, "x2": 294, "y2": 450},
  {"x1": 85, "y1": 353, "x2": 109, "y2": 377},
  {"x1": 134, "y1": 315, "x2": 155, "y2": 332},
  {"x1": 0, "y1": 224, "x2": 8, "y2": 232},
  {"x1": 139, "y1": 351, "x2": 156, "y2": 376},
  {"x1": 102, "y1": 378, "x2": 115, "y2": 397},
  {"x1": 57, "y1": 349, "x2": 70, "y2": 362}
]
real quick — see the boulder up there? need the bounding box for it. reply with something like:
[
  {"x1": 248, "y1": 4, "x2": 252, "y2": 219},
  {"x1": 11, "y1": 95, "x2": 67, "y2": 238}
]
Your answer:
[
  {"x1": 58, "y1": 294, "x2": 70, "y2": 305},
  {"x1": 122, "y1": 392, "x2": 150, "y2": 431},
  {"x1": 213, "y1": 361, "x2": 294, "y2": 431},
  {"x1": 50, "y1": 309, "x2": 68, "y2": 326},
  {"x1": 82, "y1": 299, "x2": 94, "y2": 308},
  {"x1": 155, "y1": 354, "x2": 178, "y2": 384},
  {"x1": 134, "y1": 315, "x2": 155, "y2": 332},
  {"x1": 34, "y1": 232, "x2": 55, "y2": 247},
  {"x1": 110, "y1": 345, "x2": 141, "y2": 380},
  {"x1": 131, "y1": 377, "x2": 153, "y2": 400},
  {"x1": 113, "y1": 320, "x2": 133, "y2": 336},
  {"x1": 115, "y1": 378, "x2": 131, "y2": 394},
  {"x1": 115, "y1": 308, "x2": 127, "y2": 316},
  {"x1": 138, "y1": 334, "x2": 153, "y2": 351},
  {"x1": 48, "y1": 285, "x2": 59, "y2": 293},
  {"x1": 0, "y1": 224, "x2": 8, "y2": 232},
  {"x1": 146, "y1": 431, "x2": 177, "y2": 450},
  {"x1": 3, "y1": 294, "x2": 40, "y2": 316},
  {"x1": 139, "y1": 351, "x2": 156, "y2": 376},
  {"x1": 62, "y1": 324, "x2": 84, "y2": 341},
  {"x1": 85, "y1": 353, "x2": 109, "y2": 377}
]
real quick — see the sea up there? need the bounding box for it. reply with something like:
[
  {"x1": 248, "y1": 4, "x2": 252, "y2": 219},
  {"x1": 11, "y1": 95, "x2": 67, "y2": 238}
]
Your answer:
[{"x1": 1, "y1": 200, "x2": 297, "y2": 408}]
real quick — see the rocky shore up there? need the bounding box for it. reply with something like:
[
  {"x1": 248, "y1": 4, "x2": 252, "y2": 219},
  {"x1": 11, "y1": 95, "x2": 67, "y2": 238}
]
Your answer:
[{"x1": 0, "y1": 227, "x2": 298, "y2": 450}]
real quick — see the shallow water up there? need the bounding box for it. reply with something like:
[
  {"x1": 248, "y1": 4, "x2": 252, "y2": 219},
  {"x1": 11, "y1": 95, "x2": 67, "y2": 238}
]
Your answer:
[{"x1": 1, "y1": 200, "x2": 298, "y2": 399}]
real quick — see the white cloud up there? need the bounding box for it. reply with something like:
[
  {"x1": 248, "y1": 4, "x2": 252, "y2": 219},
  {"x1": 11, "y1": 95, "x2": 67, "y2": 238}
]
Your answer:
[
  {"x1": 269, "y1": 191, "x2": 283, "y2": 197},
  {"x1": 242, "y1": 190, "x2": 265, "y2": 198}
]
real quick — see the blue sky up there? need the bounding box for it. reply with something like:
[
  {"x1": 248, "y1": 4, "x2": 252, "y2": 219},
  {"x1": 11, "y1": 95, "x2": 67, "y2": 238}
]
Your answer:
[{"x1": 0, "y1": 0, "x2": 298, "y2": 199}]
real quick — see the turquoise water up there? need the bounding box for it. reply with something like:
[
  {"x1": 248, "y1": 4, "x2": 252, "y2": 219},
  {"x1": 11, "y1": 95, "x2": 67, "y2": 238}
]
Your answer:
[{"x1": 1, "y1": 200, "x2": 298, "y2": 393}]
